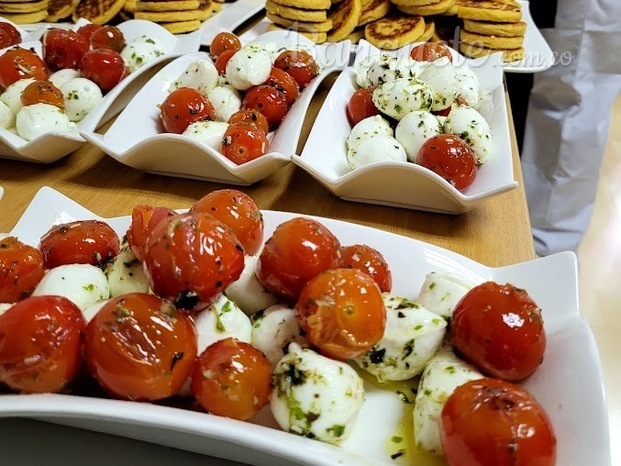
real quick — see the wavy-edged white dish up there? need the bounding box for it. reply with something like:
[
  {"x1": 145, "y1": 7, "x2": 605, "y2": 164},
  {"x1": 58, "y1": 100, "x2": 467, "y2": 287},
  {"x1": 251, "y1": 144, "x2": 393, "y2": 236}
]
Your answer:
[
  {"x1": 293, "y1": 40, "x2": 517, "y2": 214},
  {"x1": 200, "y1": 0, "x2": 266, "y2": 46},
  {"x1": 82, "y1": 30, "x2": 351, "y2": 185},
  {"x1": 1, "y1": 186, "x2": 611, "y2": 466},
  {"x1": 0, "y1": 19, "x2": 202, "y2": 164}
]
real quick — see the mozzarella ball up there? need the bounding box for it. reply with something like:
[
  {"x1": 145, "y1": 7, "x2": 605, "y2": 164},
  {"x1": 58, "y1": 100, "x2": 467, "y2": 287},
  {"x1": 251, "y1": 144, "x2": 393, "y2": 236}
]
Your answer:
[
  {"x1": 83, "y1": 299, "x2": 109, "y2": 322},
  {"x1": 416, "y1": 271, "x2": 476, "y2": 321},
  {"x1": 121, "y1": 35, "x2": 166, "y2": 73},
  {"x1": 365, "y1": 55, "x2": 426, "y2": 88},
  {"x1": 252, "y1": 41, "x2": 281, "y2": 62},
  {"x1": 347, "y1": 134, "x2": 407, "y2": 169},
  {"x1": 207, "y1": 84, "x2": 242, "y2": 122},
  {"x1": 182, "y1": 120, "x2": 229, "y2": 152},
  {"x1": 32, "y1": 264, "x2": 110, "y2": 311},
  {"x1": 347, "y1": 115, "x2": 393, "y2": 150},
  {"x1": 251, "y1": 304, "x2": 307, "y2": 366},
  {"x1": 171, "y1": 59, "x2": 218, "y2": 97},
  {"x1": 454, "y1": 66, "x2": 480, "y2": 107},
  {"x1": 1, "y1": 78, "x2": 35, "y2": 116},
  {"x1": 224, "y1": 255, "x2": 278, "y2": 316},
  {"x1": 443, "y1": 105, "x2": 492, "y2": 164},
  {"x1": 0, "y1": 100, "x2": 14, "y2": 129},
  {"x1": 49, "y1": 69, "x2": 81, "y2": 90},
  {"x1": 417, "y1": 57, "x2": 458, "y2": 111},
  {"x1": 104, "y1": 245, "x2": 149, "y2": 297},
  {"x1": 355, "y1": 54, "x2": 382, "y2": 88},
  {"x1": 16, "y1": 103, "x2": 74, "y2": 141},
  {"x1": 395, "y1": 111, "x2": 442, "y2": 163},
  {"x1": 372, "y1": 78, "x2": 434, "y2": 120},
  {"x1": 225, "y1": 46, "x2": 272, "y2": 91},
  {"x1": 271, "y1": 343, "x2": 365, "y2": 445},
  {"x1": 60, "y1": 78, "x2": 103, "y2": 122}
]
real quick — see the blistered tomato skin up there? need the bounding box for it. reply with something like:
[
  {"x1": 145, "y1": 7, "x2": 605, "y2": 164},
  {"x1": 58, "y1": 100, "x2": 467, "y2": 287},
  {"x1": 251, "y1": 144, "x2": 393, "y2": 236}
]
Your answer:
[
  {"x1": 441, "y1": 378, "x2": 557, "y2": 466},
  {"x1": 339, "y1": 244, "x2": 392, "y2": 292},
  {"x1": 39, "y1": 219, "x2": 121, "y2": 269},
  {"x1": 256, "y1": 217, "x2": 341, "y2": 301},
  {"x1": 273, "y1": 49, "x2": 319, "y2": 89},
  {"x1": 90, "y1": 25, "x2": 126, "y2": 53},
  {"x1": 0, "y1": 295, "x2": 85, "y2": 393},
  {"x1": 242, "y1": 85, "x2": 288, "y2": 131},
  {"x1": 0, "y1": 22, "x2": 21, "y2": 49},
  {"x1": 160, "y1": 87, "x2": 216, "y2": 134},
  {"x1": 84, "y1": 293, "x2": 198, "y2": 401},
  {"x1": 0, "y1": 237, "x2": 45, "y2": 303},
  {"x1": 221, "y1": 125, "x2": 269, "y2": 165},
  {"x1": 210, "y1": 32, "x2": 241, "y2": 58},
  {"x1": 42, "y1": 28, "x2": 90, "y2": 71},
  {"x1": 264, "y1": 67, "x2": 300, "y2": 107},
  {"x1": 79, "y1": 48, "x2": 127, "y2": 92},
  {"x1": 126, "y1": 204, "x2": 177, "y2": 262},
  {"x1": 0, "y1": 48, "x2": 48, "y2": 89},
  {"x1": 143, "y1": 212, "x2": 245, "y2": 311},
  {"x1": 451, "y1": 281, "x2": 546, "y2": 382},
  {"x1": 295, "y1": 268, "x2": 386, "y2": 360}
]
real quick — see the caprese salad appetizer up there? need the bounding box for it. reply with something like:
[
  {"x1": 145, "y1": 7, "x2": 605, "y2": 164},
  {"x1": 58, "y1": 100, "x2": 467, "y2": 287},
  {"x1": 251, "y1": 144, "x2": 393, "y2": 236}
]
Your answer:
[
  {"x1": 0, "y1": 24, "x2": 165, "y2": 142},
  {"x1": 158, "y1": 31, "x2": 319, "y2": 165},
  {"x1": 0, "y1": 189, "x2": 556, "y2": 466},
  {"x1": 346, "y1": 41, "x2": 493, "y2": 191}
]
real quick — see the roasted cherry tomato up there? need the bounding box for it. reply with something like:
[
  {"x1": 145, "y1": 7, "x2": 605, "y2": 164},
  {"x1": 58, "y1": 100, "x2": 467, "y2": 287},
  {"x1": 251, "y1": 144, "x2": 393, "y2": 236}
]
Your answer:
[
  {"x1": 451, "y1": 281, "x2": 546, "y2": 382},
  {"x1": 0, "y1": 22, "x2": 21, "y2": 49},
  {"x1": 126, "y1": 205, "x2": 177, "y2": 262},
  {"x1": 228, "y1": 109, "x2": 269, "y2": 134},
  {"x1": 339, "y1": 244, "x2": 392, "y2": 293},
  {"x1": 160, "y1": 87, "x2": 216, "y2": 134},
  {"x1": 90, "y1": 25, "x2": 126, "y2": 52},
  {"x1": 221, "y1": 125, "x2": 269, "y2": 165},
  {"x1": 76, "y1": 23, "x2": 101, "y2": 42},
  {"x1": 274, "y1": 49, "x2": 318, "y2": 89},
  {"x1": 79, "y1": 48, "x2": 126, "y2": 92},
  {"x1": 257, "y1": 217, "x2": 341, "y2": 301},
  {"x1": 191, "y1": 189, "x2": 264, "y2": 256},
  {"x1": 84, "y1": 293, "x2": 198, "y2": 401},
  {"x1": 296, "y1": 268, "x2": 386, "y2": 360},
  {"x1": 191, "y1": 338, "x2": 272, "y2": 420},
  {"x1": 264, "y1": 67, "x2": 300, "y2": 107},
  {"x1": 143, "y1": 212, "x2": 245, "y2": 310},
  {"x1": 0, "y1": 47, "x2": 48, "y2": 89},
  {"x1": 39, "y1": 219, "x2": 121, "y2": 269},
  {"x1": 0, "y1": 237, "x2": 45, "y2": 303},
  {"x1": 410, "y1": 41, "x2": 454, "y2": 62},
  {"x1": 242, "y1": 85, "x2": 288, "y2": 130},
  {"x1": 210, "y1": 31, "x2": 241, "y2": 58},
  {"x1": 0, "y1": 295, "x2": 85, "y2": 393},
  {"x1": 214, "y1": 49, "x2": 235, "y2": 76},
  {"x1": 21, "y1": 79, "x2": 64, "y2": 109},
  {"x1": 417, "y1": 134, "x2": 477, "y2": 191},
  {"x1": 346, "y1": 87, "x2": 379, "y2": 127},
  {"x1": 42, "y1": 28, "x2": 89, "y2": 72},
  {"x1": 441, "y1": 378, "x2": 557, "y2": 466}
]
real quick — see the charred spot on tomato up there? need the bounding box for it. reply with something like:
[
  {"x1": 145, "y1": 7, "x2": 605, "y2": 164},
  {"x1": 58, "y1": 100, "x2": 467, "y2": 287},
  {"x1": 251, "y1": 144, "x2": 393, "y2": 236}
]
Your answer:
[
  {"x1": 170, "y1": 351, "x2": 184, "y2": 371},
  {"x1": 174, "y1": 290, "x2": 200, "y2": 310}
]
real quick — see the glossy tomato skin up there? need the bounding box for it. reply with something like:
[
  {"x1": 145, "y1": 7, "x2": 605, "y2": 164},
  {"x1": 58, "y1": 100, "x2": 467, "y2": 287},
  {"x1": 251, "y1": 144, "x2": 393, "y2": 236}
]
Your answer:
[
  {"x1": 160, "y1": 87, "x2": 216, "y2": 134},
  {"x1": 21, "y1": 79, "x2": 64, "y2": 109},
  {"x1": 451, "y1": 281, "x2": 546, "y2": 382},
  {"x1": 210, "y1": 32, "x2": 241, "y2": 58},
  {"x1": 221, "y1": 125, "x2": 269, "y2": 165},
  {"x1": 0, "y1": 22, "x2": 21, "y2": 49},
  {"x1": 274, "y1": 49, "x2": 318, "y2": 89},
  {"x1": 215, "y1": 49, "x2": 235, "y2": 75},
  {"x1": 42, "y1": 28, "x2": 90, "y2": 71},
  {"x1": 190, "y1": 189, "x2": 264, "y2": 256},
  {"x1": 90, "y1": 25, "x2": 126, "y2": 52},
  {"x1": 39, "y1": 219, "x2": 121, "y2": 269},
  {"x1": 76, "y1": 23, "x2": 101, "y2": 42},
  {"x1": 410, "y1": 41, "x2": 454, "y2": 62},
  {"x1": 126, "y1": 204, "x2": 177, "y2": 262},
  {"x1": 228, "y1": 109, "x2": 269, "y2": 134},
  {"x1": 143, "y1": 212, "x2": 245, "y2": 310},
  {"x1": 256, "y1": 217, "x2": 341, "y2": 301},
  {"x1": 242, "y1": 85, "x2": 288, "y2": 131},
  {"x1": 191, "y1": 337, "x2": 272, "y2": 420},
  {"x1": 346, "y1": 87, "x2": 379, "y2": 126},
  {"x1": 339, "y1": 244, "x2": 392, "y2": 293},
  {"x1": 0, "y1": 237, "x2": 45, "y2": 303},
  {"x1": 0, "y1": 295, "x2": 85, "y2": 393},
  {"x1": 296, "y1": 268, "x2": 386, "y2": 360},
  {"x1": 417, "y1": 134, "x2": 477, "y2": 191},
  {"x1": 0, "y1": 47, "x2": 48, "y2": 89},
  {"x1": 264, "y1": 67, "x2": 300, "y2": 107},
  {"x1": 84, "y1": 293, "x2": 198, "y2": 401},
  {"x1": 441, "y1": 378, "x2": 557, "y2": 466},
  {"x1": 79, "y1": 48, "x2": 126, "y2": 92}
]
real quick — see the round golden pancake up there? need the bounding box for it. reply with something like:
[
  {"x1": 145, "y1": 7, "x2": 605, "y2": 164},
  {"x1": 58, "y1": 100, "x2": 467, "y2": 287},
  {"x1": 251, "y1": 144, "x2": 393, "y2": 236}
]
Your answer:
[
  {"x1": 364, "y1": 13, "x2": 425, "y2": 49},
  {"x1": 458, "y1": 42, "x2": 525, "y2": 62},
  {"x1": 161, "y1": 19, "x2": 202, "y2": 32},
  {"x1": 0, "y1": 0, "x2": 48, "y2": 13},
  {"x1": 270, "y1": 0, "x2": 331, "y2": 10},
  {"x1": 136, "y1": 0, "x2": 200, "y2": 11},
  {"x1": 345, "y1": 26, "x2": 365, "y2": 42},
  {"x1": 1, "y1": 8, "x2": 48, "y2": 22},
  {"x1": 46, "y1": 0, "x2": 79, "y2": 21},
  {"x1": 72, "y1": 0, "x2": 126, "y2": 24},
  {"x1": 267, "y1": 11, "x2": 333, "y2": 32},
  {"x1": 134, "y1": 6, "x2": 212, "y2": 21},
  {"x1": 265, "y1": 0, "x2": 328, "y2": 22},
  {"x1": 327, "y1": 0, "x2": 362, "y2": 42},
  {"x1": 391, "y1": 0, "x2": 440, "y2": 7},
  {"x1": 455, "y1": 0, "x2": 522, "y2": 23},
  {"x1": 266, "y1": 22, "x2": 327, "y2": 43},
  {"x1": 463, "y1": 19, "x2": 526, "y2": 37},
  {"x1": 124, "y1": 0, "x2": 138, "y2": 11},
  {"x1": 440, "y1": 2, "x2": 458, "y2": 15},
  {"x1": 396, "y1": 0, "x2": 455, "y2": 16},
  {"x1": 460, "y1": 29, "x2": 523, "y2": 49},
  {"x1": 211, "y1": 0, "x2": 220, "y2": 10},
  {"x1": 416, "y1": 18, "x2": 435, "y2": 42},
  {"x1": 358, "y1": 0, "x2": 390, "y2": 26}
]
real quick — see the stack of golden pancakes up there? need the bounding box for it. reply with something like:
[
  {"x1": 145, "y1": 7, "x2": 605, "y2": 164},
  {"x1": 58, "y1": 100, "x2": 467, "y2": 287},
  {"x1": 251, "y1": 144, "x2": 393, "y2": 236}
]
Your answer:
[
  {"x1": 264, "y1": 0, "x2": 335, "y2": 43},
  {"x1": 119, "y1": 0, "x2": 213, "y2": 32},
  {"x1": 0, "y1": 0, "x2": 50, "y2": 23}
]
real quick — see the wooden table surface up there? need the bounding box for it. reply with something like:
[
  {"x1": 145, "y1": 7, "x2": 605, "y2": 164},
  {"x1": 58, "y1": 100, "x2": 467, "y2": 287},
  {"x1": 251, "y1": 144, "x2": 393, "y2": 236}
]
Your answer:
[{"x1": 0, "y1": 75, "x2": 534, "y2": 266}]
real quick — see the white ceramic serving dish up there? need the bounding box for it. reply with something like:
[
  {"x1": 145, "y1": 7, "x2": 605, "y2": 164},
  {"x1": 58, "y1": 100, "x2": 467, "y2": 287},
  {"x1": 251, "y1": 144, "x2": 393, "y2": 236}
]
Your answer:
[
  {"x1": 0, "y1": 19, "x2": 202, "y2": 164},
  {"x1": 82, "y1": 30, "x2": 351, "y2": 185},
  {"x1": 200, "y1": 0, "x2": 266, "y2": 46},
  {"x1": 0, "y1": 185, "x2": 611, "y2": 466},
  {"x1": 294, "y1": 40, "x2": 517, "y2": 214}
]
